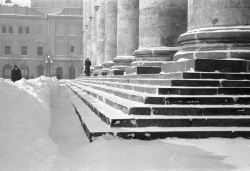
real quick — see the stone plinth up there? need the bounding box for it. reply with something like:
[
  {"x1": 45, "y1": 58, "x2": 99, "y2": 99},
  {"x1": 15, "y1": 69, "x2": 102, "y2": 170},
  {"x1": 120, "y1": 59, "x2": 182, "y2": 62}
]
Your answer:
[
  {"x1": 134, "y1": 0, "x2": 187, "y2": 62},
  {"x1": 104, "y1": 0, "x2": 117, "y2": 64},
  {"x1": 174, "y1": 0, "x2": 250, "y2": 61},
  {"x1": 96, "y1": 0, "x2": 105, "y2": 66},
  {"x1": 113, "y1": 0, "x2": 139, "y2": 70},
  {"x1": 112, "y1": 56, "x2": 135, "y2": 70}
]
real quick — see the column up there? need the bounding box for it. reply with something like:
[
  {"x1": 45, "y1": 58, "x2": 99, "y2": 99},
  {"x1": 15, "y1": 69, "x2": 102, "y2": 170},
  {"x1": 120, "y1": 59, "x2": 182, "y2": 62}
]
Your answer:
[
  {"x1": 133, "y1": 0, "x2": 187, "y2": 64},
  {"x1": 95, "y1": 0, "x2": 105, "y2": 68},
  {"x1": 85, "y1": 0, "x2": 92, "y2": 64},
  {"x1": 103, "y1": 0, "x2": 117, "y2": 69},
  {"x1": 90, "y1": 0, "x2": 97, "y2": 67},
  {"x1": 174, "y1": 0, "x2": 250, "y2": 61},
  {"x1": 82, "y1": 0, "x2": 88, "y2": 63},
  {"x1": 112, "y1": 0, "x2": 139, "y2": 71}
]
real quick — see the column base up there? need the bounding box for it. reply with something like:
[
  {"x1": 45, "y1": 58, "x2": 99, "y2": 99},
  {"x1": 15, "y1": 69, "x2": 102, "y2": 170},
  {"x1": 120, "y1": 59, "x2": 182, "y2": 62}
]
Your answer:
[
  {"x1": 110, "y1": 56, "x2": 135, "y2": 75},
  {"x1": 174, "y1": 26, "x2": 250, "y2": 61},
  {"x1": 99, "y1": 61, "x2": 114, "y2": 76},
  {"x1": 134, "y1": 47, "x2": 179, "y2": 61},
  {"x1": 91, "y1": 65, "x2": 103, "y2": 77}
]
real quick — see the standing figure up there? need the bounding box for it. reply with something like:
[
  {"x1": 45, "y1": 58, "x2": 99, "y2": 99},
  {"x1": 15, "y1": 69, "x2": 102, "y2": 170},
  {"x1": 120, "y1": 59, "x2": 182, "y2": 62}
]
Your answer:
[
  {"x1": 84, "y1": 58, "x2": 91, "y2": 76},
  {"x1": 11, "y1": 65, "x2": 22, "y2": 82}
]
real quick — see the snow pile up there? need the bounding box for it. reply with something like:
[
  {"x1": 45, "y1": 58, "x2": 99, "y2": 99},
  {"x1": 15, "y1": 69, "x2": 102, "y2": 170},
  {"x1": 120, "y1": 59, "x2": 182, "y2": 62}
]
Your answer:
[
  {"x1": 1, "y1": 0, "x2": 31, "y2": 7},
  {"x1": 0, "y1": 77, "x2": 59, "y2": 170}
]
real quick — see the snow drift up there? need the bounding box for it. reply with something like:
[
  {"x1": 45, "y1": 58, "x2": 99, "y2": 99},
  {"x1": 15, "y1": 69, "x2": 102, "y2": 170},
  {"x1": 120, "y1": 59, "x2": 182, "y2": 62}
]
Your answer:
[{"x1": 0, "y1": 77, "x2": 59, "y2": 170}]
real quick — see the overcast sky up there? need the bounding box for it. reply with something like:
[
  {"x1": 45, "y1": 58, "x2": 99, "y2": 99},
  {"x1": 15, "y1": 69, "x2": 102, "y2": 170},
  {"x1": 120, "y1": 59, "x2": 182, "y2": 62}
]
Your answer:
[{"x1": 0, "y1": 0, "x2": 31, "y2": 7}]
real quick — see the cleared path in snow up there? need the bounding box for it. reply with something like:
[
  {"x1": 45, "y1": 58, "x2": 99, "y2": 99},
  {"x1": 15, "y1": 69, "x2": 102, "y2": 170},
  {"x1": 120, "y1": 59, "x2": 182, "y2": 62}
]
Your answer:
[{"x1": 47, "y1": 83, "x2": 238, "y2": 171}]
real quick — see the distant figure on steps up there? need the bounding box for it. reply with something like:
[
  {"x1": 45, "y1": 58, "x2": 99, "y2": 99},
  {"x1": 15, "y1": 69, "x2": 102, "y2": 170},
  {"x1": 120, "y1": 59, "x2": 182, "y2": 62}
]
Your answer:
[
  {"x1": 11, "y1": 65, "x2": 22, "y2": 82},
  {"x1": 84, "y1": 58, "x2": 91, "y2": 76}
]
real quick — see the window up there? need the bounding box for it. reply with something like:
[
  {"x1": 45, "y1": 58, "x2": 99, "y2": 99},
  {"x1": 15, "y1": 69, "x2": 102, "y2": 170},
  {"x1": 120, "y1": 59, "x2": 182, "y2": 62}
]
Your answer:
[
  {"x1": 26, "y1": 27, "x2": 29, "y2": 34},
  {"x1": 5, "y1": 46, "x2": 11, "y2": 55},
  {"x1": 19, "y1": 26, "x2": 23, "y2": 34},
  {"x1": 37, "y1": 47, "x2": 43, "y2": 55},
  {"x1": 2, "y1": 26, "x2": 6, "y2": 33},
  {"x1": 69, "y1": 67, "x2": 75, "y2": 79},
  {"x1": 3, "y1": 65, "x2": 11, "y2": 79},
  {"x1": 21, "y1": 66, "x2": 29, "y2": 79},
  {"x1": 21, "y1": 46, "x2": 27, "y2": 55},
  {"x1": 70, "y1": 46, "x2": 74, "y2": 53},
  {"x1": 8, "y1": 26, "x2": 13, "y2": 33}
]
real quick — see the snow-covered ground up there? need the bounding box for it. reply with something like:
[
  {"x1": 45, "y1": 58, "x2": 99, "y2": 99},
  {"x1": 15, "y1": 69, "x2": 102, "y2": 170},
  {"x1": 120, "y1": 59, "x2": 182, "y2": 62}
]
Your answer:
[{"x1": 0, "y1": 77, "x2": 250, "y2": 171}]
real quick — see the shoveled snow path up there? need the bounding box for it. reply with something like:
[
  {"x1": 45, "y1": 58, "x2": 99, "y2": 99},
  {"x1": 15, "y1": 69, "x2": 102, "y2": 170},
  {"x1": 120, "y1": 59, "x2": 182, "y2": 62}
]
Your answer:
[{"x1": 47, "y1": 82, "x2": 250, "y2": 171}]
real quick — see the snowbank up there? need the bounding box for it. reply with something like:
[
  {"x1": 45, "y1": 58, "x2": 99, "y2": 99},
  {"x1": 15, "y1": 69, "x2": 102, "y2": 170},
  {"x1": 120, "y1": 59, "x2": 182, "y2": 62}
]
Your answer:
[
  {"x1": 1, "y1": 0, "x2": 31, "y2": 7},
  {"x1": 0, "y1": 77, "x2": 59, "y2": 170}
]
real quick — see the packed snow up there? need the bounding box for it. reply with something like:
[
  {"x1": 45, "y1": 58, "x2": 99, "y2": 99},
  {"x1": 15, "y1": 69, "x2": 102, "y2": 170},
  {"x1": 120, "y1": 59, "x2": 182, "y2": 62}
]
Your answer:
[{"x1": 0, "y1": 77, "x2": 250, "y2": 171}]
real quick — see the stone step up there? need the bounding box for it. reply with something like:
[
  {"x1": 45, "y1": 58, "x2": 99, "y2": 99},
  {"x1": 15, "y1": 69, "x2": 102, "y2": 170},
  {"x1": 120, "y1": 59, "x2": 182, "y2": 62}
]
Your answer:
[
  {"x1": 67, "y1": 81, "x2": 250, "y2": 116},
  {"x1": 76, "y1": 79, "x2": 250, "y2": 95},
  {"x1": 69, "y1": 86, "x2": 250, "y2": 127},
  {"x1": 162, "y1": 59, "x2": 250, "y2": 73},
  {"x1": 67, "y1": 85, "x2": 250, "y2": 140},
  {"x1": 77, "y1": 77, "x2": 250, "y2": 87},
  {"x1": 125, "y1": 66, "x2": 161, "y2": 75},
  {"x1": 106, "y1": 72, "x2": 250, "y2": 80},
  {"x1": 72, "y1": 80, "x2": 250, "y2": 105}
]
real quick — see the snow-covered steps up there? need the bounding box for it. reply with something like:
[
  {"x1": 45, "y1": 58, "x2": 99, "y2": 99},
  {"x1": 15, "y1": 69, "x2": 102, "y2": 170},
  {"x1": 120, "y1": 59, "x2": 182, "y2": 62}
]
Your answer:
[
  {"x1": 67, "y1": 84, "x2": 250, "y2": 140},
  {"x1": 106, "y1": 72, "x2": 250, "y2": 80},
  {"x1": 69, "y1": 81, "x2": 250, "y2": 105},
  {"x1": 66, "y1": 81, "x2": 250, "y2": 117},
  {"x1": 77, "y1": 77, "x2": 250, "y2": 87},
  {"x1": 75, "y1": 79, "x2": 250, "y2": 95}
]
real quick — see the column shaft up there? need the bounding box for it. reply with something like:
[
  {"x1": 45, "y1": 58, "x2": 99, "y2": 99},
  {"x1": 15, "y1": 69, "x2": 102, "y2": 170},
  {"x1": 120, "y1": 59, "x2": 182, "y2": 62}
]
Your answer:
[
  {"x1": 90, "y1": 0, "x2": 97, "y2": 66},
  {"x1": 96, "y1": 0, "x2": 105, "y2": 67},
  {"x1": 134, "y1": 0, "x2": 187, "y2": 62},
  {"x1": 103, "y1": 0, "x2": 117, "y2": 68},
  {"x1": 113, "y1": 0, "x2": 139, "y2": 70}
]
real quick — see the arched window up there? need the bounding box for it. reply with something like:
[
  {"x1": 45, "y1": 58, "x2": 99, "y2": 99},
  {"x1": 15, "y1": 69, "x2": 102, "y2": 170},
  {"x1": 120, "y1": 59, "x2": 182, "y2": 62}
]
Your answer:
[
  {"x1": 3, "y1": 64, "x2": 12, "y2": 79},
  {"x1": 36, "y1": 65, "x2": 44, "y2": 77},
  {"x1": 69, "y1": 67, "x2": 75, "y2": 79},
  {"x1": 21, "y1": 65, "x2": 29, "y2": 79},
  {"x1": 56, "y1": 67, "x2": 63, "y2": 79}
]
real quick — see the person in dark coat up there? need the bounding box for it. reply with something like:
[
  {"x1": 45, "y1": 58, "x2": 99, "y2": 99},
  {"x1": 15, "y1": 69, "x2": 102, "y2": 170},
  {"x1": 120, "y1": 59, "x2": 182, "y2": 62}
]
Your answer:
[
  {"x1": 11, "y1": 65, "x2": 22, "y2": 82},
  {"x1": 84, "y1": 58, "x2": 91, "y2": 76}
]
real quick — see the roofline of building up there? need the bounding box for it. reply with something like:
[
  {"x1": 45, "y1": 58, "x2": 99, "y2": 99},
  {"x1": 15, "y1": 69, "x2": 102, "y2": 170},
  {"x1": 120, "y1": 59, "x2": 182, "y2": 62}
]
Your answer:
[
  {"x1": 0, "y1": 14, "x2": 46, "y2": 19},
  {"x1": 47, "y1": 15, "x2": 83, "y2": 19}
]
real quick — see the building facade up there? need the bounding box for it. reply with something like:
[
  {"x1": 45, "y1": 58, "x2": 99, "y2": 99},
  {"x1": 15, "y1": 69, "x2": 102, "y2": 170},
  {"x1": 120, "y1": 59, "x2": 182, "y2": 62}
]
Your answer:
[
  {"x1": 48, "y1": 8, "x2": 83, "y2": 79},
  {"x1": 0, "y1": 4, "x2": 83, "y2": 79}
]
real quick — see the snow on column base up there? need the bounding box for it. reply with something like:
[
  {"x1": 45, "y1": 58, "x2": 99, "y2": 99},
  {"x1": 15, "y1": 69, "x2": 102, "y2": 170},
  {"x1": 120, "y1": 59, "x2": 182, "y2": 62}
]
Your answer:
[{"x1": 174, "y1": 26, "x2": 250, "y2": 61}]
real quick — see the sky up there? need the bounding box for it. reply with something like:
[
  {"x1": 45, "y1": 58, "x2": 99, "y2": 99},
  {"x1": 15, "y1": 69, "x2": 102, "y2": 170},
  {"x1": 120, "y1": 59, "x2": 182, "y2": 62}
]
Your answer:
[{"x1": 0, "y1": 0, "x2": 31, "y2": 7}]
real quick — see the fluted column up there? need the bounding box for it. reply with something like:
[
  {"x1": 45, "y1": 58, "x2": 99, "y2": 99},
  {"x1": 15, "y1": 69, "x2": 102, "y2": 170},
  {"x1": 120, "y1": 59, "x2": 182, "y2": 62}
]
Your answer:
[
  {"x1": 174, "y1": 0, "x2": 250, "y2": 61},
  {"x1": 133, "y1": 0, "x2": 187, "y2": 64},
  {"x1": 103, "y1": 0, "x2": 117, "y2": 69},
  {"x1": 95, "y1": 0, "x2": 105, "y2": 68},
  {"x1": 112, "y1": 0, "x2": 139, "y2": 70},
  {"x1": 83, "y1": 0, "x2": 87, "y2": 61},
  {"x1": 86, "y1": 0, "x2": 92, "y2": 63},
  {"x1": 90, "y1": 0, "x2": 97, "y2": 66}
]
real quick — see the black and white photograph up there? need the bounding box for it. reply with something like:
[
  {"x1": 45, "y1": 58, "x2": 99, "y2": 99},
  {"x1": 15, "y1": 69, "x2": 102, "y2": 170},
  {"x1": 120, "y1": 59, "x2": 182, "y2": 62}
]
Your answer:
[{"x1": 1, "y1": 0, "x2": 250, "y2": 170}]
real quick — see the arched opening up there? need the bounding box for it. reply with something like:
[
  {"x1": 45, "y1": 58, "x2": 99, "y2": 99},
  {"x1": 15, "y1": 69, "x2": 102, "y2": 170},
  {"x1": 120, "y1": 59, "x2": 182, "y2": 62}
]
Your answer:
[
  {"x1": 69, "y1": 67, "x2": 75, "y2": 79},
  {"x1": 21, "y1": 65, "x2": 29, "y2": 79},
  {"x1": 36, "y1": 65, "x2": 44, "y2": 77},
  {"x1": 3, "y1": 64, "x2": 12, "y2": 79},
  {"x1": 56, "y1": 67, "x2": 63, "y2": 79}
]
